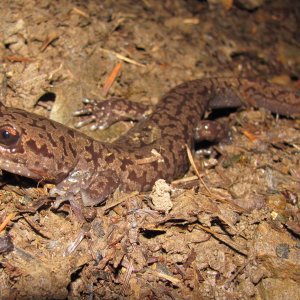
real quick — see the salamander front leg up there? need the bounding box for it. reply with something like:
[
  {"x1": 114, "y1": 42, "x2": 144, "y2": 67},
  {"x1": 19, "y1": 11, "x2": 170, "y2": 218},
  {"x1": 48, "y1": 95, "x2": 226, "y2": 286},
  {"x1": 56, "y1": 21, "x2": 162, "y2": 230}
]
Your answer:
[
  {"x1": 74, "y1": 97, "x2": 152, "y2": 130},
  {"x1": 80, "y1": 170, "x2": 120, "y2": 206},
  {"x1": 50, "y1": 169, "x2": 120, "y2": 208}
]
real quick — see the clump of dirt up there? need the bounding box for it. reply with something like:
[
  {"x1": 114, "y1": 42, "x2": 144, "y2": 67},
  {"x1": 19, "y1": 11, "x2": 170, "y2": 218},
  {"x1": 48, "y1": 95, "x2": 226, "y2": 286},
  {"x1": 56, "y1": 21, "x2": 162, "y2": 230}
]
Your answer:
[{"x1": 0, "y1": 0, "x2": 299, "y2": 299}]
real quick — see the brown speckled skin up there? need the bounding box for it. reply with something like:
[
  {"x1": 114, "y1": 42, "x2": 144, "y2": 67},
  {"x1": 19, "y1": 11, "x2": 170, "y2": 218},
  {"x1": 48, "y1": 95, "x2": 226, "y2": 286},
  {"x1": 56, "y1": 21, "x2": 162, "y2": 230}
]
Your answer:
[{"x1": 0, "y1": 78, "x2": 299, "y2": 206}]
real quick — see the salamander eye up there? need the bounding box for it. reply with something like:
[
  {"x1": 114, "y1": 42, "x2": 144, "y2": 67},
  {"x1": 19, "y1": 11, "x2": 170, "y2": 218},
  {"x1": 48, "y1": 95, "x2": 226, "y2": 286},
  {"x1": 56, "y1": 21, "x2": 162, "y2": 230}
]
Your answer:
[{"x1": 0, "y1": 126, "x2": 20, "y2": 146}]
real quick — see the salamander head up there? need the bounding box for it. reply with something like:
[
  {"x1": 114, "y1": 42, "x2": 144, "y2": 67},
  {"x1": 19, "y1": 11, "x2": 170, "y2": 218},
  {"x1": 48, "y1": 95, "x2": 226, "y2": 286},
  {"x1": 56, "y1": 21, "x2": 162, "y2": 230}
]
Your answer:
[{"x1": 0, "y1": 102, "x2": 80, "y2": 183}]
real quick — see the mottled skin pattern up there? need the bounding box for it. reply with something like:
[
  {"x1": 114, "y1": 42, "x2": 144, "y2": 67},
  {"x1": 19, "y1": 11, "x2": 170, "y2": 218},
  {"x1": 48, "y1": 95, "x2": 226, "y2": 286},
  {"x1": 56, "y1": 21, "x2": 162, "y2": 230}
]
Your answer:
[{"x1": 0, "y1": 78, "x2": 299, "y2": 206}]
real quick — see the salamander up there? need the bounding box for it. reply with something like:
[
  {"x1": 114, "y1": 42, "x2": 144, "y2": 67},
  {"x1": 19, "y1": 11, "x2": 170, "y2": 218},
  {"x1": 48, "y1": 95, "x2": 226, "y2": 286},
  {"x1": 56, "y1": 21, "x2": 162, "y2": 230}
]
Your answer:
[{"x1": 0, "y1": 78, "x2": 299, "y2": 206}]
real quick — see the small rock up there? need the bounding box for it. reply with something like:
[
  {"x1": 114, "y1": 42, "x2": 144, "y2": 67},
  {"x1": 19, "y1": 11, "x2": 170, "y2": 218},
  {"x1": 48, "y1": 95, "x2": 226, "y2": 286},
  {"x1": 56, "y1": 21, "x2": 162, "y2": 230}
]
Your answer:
[
  {"x1": 150, "y1": 179, "x2": 173, "y2": 213},
  {"x1": 258, "y1": 278, "x2": 300, "y2": 300}
]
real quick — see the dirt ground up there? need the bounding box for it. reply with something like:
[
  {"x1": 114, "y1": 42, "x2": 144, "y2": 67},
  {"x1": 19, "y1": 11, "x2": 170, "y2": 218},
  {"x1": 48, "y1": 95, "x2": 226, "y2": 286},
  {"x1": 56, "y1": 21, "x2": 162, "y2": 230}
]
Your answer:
[{"x1": 0, "y1": 0, "x2": 300, "y2": 299}]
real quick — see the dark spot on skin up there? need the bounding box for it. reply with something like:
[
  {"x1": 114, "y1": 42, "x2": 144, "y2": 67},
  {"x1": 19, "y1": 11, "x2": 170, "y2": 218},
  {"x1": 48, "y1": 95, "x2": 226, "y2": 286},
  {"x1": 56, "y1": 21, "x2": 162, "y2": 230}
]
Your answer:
[
  {"x1": 128, "y1": 169, "x2": 147, "y2": 187},
  {"x1": 68, "y1": 142, "x2": 77, "y2": 158},
  {"x1": 133, "y1": 153, "x2": 144, "y2": 160},
  {"x1": 150, "y1": 160, "x2": 158, "y2": 172},
  {"x1": 105, "y1": 153, "x2": 115, "y2": 164},
  {"x1": 13, "y1": 143, "x2": 25, "y2": 155},
  {"x1": 84, "y1": 141, "x2": 104, "y2": 169},
  {"x1": 47, "y1": 133, "x2": 58, "y2": 148},
  {"x1": 120, "y1": 157, "x2": 134, "y2": 172},
  {"x1": 59, "y1": 136, "x2": 68, "y2": 157},
  {"x1": 47, "y1": 120, "x2": 58, "y2": 130},
  {"x1": 4, "y1": 113, "x2": 17, "y2": 121},
  {"x1": 84, "y1": 141, "x2": 94, "y2": 155},
  {"x1": 26, "y1": 139, "x2": 53, "y2": 158},
  {"x1": 54, "y1": 171, "x2": 68, "y2": 183},
  {"x1": 82, "y1": 144, "x2": 93, "y2": 162},
  {"x1": 31, "y1": 118, "x2": 47, "y2": 130},
  {"x1": 26, "y1": 139, "x2": 38, "y2": 153},
  {"x1": 40, "y1": 144, "x2": 54, "y2": 159},
  {"x1": 57, "y1": 161, "x2": 64, "y2": 170},
  {"x1": 163, "y1": 156, "x2": 170, "y2": 169},
  {"x1": 67, "y1": 129, "x2": 75, "y2": 138},
  {"x1": 14, "y1": 111, "x2": 31, "y2": 118}
]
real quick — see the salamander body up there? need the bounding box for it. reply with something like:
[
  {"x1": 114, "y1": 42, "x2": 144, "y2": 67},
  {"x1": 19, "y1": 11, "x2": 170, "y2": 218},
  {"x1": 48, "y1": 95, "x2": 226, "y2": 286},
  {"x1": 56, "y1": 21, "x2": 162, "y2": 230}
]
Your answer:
[{"x1": 0, "y1": 78, "x2": 299, "y2": 205}]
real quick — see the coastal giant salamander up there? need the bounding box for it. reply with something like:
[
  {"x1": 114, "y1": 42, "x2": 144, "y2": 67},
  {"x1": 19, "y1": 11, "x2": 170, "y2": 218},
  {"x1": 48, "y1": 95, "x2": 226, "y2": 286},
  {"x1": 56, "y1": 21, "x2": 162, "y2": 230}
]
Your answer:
[{"x1": 0, "y1": 78, "x2": 299, "y2": 206}]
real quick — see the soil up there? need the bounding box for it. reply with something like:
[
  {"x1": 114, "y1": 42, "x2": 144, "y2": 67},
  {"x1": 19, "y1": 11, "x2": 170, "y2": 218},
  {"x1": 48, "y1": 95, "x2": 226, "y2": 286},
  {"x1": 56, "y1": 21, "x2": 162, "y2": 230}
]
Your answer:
[{"x1": 0, "y1": 0, "x2": 300, "y2": 299}]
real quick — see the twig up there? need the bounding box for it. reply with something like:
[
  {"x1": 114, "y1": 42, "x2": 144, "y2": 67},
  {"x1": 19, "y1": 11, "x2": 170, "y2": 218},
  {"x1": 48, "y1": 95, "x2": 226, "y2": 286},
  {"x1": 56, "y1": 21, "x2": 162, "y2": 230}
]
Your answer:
[
  {"x1": 40, "y1": 31, "x2": 59, "y2": 52},
  {"x1": 99, "y1": 48, "x2": 146, "y2": 67},
  {"x1": 197, "y1": 224, "x2": 248, "y2": 256},
  {"x1": 185, "y1": 144, "x2": 211, "y2": 195},
  {"x1": 121, "y1": 260, "x2": 134, "y2": 295},
  {"x1": 71, "y1": 7, "x2": 89, "y2": 18},
  {"x1": 6, "y1": 56, "x2": 34, "y2": 63},
  {"x1": 150, "y1": 270, "x2": 182, "y2": 286},
  {"x1": 0, "y1": 212, "x2": 16, "y2": 233},
  {"x1": 223, "y1": 258, "x2": 251, "y2": 289},
  {"x1": 241, "y1": 129, "x2": 257, "y2": 142},
  {"x1": 102, "y1": 62, "x2": 122, "y2": 97},
  {"x1": 103, "y1": 191, "x2": 139, "y2": 212},
  {"x1": 22, "y1": 214, "x2": 52, "y2": 239}
]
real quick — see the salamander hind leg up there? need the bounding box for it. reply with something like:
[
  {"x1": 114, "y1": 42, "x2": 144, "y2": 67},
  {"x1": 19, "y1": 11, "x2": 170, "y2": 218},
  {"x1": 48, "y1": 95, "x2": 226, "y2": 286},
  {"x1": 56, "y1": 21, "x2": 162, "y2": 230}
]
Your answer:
[
  {"x1": 74, "y1": 97, "x2": 152, "y2": 130},
  {"x1": 194, "y1": 120, "x2": 230, "y2": 143}
]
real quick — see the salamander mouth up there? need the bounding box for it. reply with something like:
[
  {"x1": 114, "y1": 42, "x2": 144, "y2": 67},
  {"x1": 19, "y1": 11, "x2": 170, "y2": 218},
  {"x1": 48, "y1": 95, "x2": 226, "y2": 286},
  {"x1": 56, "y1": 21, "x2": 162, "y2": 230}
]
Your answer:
[{"x1": 0, "y1": 158, "x2": 41, "y2": 180}]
